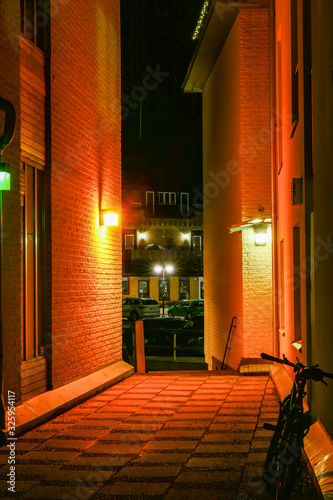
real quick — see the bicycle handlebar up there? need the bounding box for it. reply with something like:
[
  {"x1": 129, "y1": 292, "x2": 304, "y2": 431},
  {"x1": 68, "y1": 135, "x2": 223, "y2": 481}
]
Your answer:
[
  {"x1": 261, "y1": 352, "x2": 333, "y2": 381},
  {"x1": 261, "y1": 352, "x2": 295, "y2": 367}
]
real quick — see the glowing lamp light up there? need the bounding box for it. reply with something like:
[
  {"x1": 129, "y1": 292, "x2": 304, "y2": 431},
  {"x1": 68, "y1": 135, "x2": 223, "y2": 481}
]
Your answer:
[
  {"x1": 100, "y1": 211, "x2": 118, "y2": 226},
  {"x1": 0, "y1": 164, "x2": 10, "y2": 191},
  {"x1": 165, "y1": 264, "x2": 174, "y2": 274},
  {"x1": 253, "y1": 225, "x2": 267, "y2": 246}
]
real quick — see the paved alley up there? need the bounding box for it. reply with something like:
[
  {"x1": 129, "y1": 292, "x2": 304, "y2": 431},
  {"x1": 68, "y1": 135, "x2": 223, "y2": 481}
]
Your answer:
[{"x1": 0, "y1": 373, "x2": 316, "y2": 499}]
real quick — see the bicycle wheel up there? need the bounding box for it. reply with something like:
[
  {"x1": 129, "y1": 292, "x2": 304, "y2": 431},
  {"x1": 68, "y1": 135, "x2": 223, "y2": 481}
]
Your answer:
[
  {"x1": 275, "y1": 429, "x2": 303, "y2": 499},
  {"x1": 261, "y1": 396, "x2": 291, "y2": 493}
]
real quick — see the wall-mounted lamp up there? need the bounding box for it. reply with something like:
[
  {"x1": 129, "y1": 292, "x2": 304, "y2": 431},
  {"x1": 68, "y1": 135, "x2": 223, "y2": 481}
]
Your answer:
[
  {"x1": 291, "y1": 339, "x2": 302, "y2": 352},
  {"x1": 0, "y1": 164, "x2": 10, "y2": 191},
  {"x1": 253, "y1": 224, "x2": 267, "y2": 246},
  {"x1": 100, "y1": 210, "x2": 119, "y2": 226}
]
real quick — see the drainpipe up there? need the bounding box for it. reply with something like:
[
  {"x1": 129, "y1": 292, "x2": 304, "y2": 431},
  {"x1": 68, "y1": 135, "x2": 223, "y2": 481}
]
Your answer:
[
  {"x1": 269, "y1": 1, "x2": 279, "y2": 357},
  {"x1": 0, "y1": 97, "x2": 16, "y2": 443}
]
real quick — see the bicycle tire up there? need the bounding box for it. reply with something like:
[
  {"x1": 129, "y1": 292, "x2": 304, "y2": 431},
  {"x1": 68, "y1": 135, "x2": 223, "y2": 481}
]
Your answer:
[
  {"x1": 275, "y1": 426, "x2": 303, "y2": 499},
  {"x1": 261, "y1": 395, "x2": 290, "y2": 490}
]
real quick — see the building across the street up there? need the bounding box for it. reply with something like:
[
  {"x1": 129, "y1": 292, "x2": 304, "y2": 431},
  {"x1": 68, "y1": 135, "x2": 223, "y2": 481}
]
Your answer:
[{"x1": 122, "y1": 189, "x2": 204, "y2": 304}]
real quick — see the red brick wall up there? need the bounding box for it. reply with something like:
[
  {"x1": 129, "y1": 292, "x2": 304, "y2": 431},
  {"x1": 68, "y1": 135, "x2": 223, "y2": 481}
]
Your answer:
[
  {"x1": 0, "y1": 0, "x2": 22, "y2": 401},
  {"x1": 49, "y1": 0, "x2": 122, "y2": 387}
]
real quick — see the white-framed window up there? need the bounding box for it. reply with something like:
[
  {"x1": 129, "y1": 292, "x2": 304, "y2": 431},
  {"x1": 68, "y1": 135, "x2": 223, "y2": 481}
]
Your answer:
[
  {"x1": 124, "y1": 234, "x2": 134, "y2": 250},
  {"x1": 193, "y1": 235, "x2": 202, "y2": 251},
  {"x1": 158, "y1": 192, "x2": 176, "y2": 205}
]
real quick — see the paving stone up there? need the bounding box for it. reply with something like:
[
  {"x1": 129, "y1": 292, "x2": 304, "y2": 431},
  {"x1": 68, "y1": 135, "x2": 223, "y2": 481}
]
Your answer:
[
  {"x1": 155, "y1": 429, "x2": 205, "y2": 439},
  {"x1": 195, "y1": 443, "x2": 250, "y2": 454},
  {"x1": 86, "y1": 442, "x2": 143, "y2": 454},
  {"x1": 36, "y1": 439, "x2": 96, "y2": 450},
  {"x1": 45, "y1": 467, "x2": 114, "y2": 482},
  {"x1": 186, "y1": 456, "x2": 247, "y2": 469},
  {"x1": 164, "y1": 486, "x2": 238, "y2": 500},
  {"x1": 0, "y1": 479, "x2": 40, "y2": 494},
  {"x1": 143, "y1": 440, "x2": 199, "y2": 451},
  {"x1": 98, "y1": 431, "x2": 153, "y2": 442},
  {"x1": 16, "y1": 450, "x2": 81, "y2": 462},
  {"x1": 67, "y1": 454, "x2": 131, "y2": 467},
  {"x1": 0, "y1": 463, "x2": 60, "y2": 478},
  {"x1": 134, "y1": 453, "x2": 192, "y2": 464},
  {"x1": 97, "y1": 481, "x2": 170, "y2": 496},
  {"x1": 116, "y1": 465, "x2": 182, "y2": 478},
  {"x1": 175, "y1": 468, "x2": 242, "y2": 484},
  {"x1": 22, "y1": 483, "x2": 99, "y2": 499},
  {"x1": 56, "y1": 427, "x2": 110, "y2": 439},
  {"x1": 201, "y1": 433, "x2": 253, "y2": 443}
]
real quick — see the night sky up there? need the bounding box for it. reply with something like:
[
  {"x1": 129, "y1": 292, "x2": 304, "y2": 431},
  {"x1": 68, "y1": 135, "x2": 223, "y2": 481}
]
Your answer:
[{"x1": 120, "y1": 0, "x2": 204, "y2": 193}]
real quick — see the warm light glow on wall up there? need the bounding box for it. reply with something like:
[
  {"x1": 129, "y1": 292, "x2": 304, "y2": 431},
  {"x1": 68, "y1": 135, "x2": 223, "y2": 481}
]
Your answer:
[
  {"x1": 181, "y1": 231, "x2": 191, "y2": 242},
  {"x1": 253, "y1": 225, "x2": 267, "y2": 246},
  {"x1": 137, "y1": 230, "x2": 148, "y2": 242},
  {"x1": 100, "y1": 211, "x2": 119, "y2": 226}
]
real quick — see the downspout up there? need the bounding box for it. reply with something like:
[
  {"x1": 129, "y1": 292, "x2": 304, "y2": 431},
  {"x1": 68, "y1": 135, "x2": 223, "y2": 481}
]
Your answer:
[
  {"x1": 0, "y1": 97, "x2": 16, "y2": 444},
  {"x1": 269, "y1": 1, "x2": 279, "y2": 357}
]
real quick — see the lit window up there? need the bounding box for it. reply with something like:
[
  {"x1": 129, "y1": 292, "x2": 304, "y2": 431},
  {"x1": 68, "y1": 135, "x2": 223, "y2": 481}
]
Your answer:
[
  {"x1": 158, "y1": 192, "x2": 176, "y2": 205},
  {"x1": 122, "y1": 278, "x2": 129, "y2": 294}
]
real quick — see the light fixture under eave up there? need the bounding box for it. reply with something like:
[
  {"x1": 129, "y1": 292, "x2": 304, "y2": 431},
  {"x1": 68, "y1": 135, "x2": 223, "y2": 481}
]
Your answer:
[
  {"x1": 0, "y1": 164, "x2": 10, "y2": 191},
  {"x1": 228, "y1": 218, "x2": 272, "y2": 234},
  {"x1": 100, "y1": 210, "x2": 119, "y2": 226},
  {"x1": 291, "y1": 339, "x2": 302, "y2": 352}
]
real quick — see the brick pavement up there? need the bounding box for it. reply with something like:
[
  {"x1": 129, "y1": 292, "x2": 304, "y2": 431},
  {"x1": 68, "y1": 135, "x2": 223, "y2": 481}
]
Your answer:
[{"x1": 0, "y1": 373, "x2": 317, "y2": 499}]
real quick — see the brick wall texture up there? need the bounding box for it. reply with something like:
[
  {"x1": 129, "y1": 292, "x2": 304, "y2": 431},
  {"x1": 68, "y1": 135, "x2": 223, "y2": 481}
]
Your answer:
[
  {"x1": 0, "y1": 0, "x2": 22, "y2": 401},
  {"x1": 49, "y1": 0, "x2": 122, "y2": 388},
  {"x1": 202, "y1": 10, "x2": 272, "y2": 369}
]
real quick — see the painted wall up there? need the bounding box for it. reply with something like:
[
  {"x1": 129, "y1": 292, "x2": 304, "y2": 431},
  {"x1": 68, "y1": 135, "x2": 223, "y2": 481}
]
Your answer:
[{"x1": 309, "y1": 0, "x2": 333, "y2": 436}]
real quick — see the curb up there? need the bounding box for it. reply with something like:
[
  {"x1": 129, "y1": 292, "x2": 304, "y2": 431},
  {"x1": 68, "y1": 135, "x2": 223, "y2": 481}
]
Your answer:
[{"x1": 5, "y1": 360, "x2": 134, "y2": 438}]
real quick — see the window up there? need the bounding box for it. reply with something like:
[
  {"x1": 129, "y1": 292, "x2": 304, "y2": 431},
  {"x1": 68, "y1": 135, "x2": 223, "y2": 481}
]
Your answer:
[
  {"x1": 290, "y1": 0, "x2": 299, "y2": 133},
  {"x1": 179, "y1": 278, "x2": 189, "y2": 299},
  {"x1": 138, "y1": 278, "x2": 149, "y2": 298},
  {"x1": 124, "y1": 234, "x2": 134, "y2": 250},
  {"x1": 22, "y1": 163, "x2": 45, "y2": 360},
  {"x1": 122, "y1": 277, "x2": 129, "y2": 294},
  {"x1": 193, "y1": 235, "x2": 202, "y2": 251},
  {"x1": 20, "y1": 0, "x2": 47, "y2": 50},
  {"x1": 293, "y1": 227, "x2": 301, "y2": 340},
  {"x1": 146, "y1": 191, "x2": 155, "y2": 214},
  {"x1": 159, "y1": 277, "x2": 170, "y2": 300},
  {"x1": 158, "y1": 192, "x2": 176, "y2": 205}
]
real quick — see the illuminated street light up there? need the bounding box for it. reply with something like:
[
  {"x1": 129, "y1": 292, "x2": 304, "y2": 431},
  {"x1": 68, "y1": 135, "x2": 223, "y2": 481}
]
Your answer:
[{"x1": 153, "y1": 263, "x2": 174, "y2": 316}]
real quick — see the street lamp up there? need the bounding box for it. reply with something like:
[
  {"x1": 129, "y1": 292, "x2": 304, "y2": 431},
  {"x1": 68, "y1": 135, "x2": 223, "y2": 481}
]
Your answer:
[{"x1": 153, "y1": 264, "x2": 174, "y2": 316}]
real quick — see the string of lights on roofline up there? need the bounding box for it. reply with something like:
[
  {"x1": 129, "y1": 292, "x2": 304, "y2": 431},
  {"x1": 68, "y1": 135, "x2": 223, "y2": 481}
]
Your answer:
[{"x1": 192, "y1": 0, "x2": 210, "y2": 40}]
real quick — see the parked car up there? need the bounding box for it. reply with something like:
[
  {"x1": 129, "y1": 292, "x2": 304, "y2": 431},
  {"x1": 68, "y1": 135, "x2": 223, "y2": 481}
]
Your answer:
[
  {"x1": 122, "y1": 297, "x2": 160, "y2": 321},
  {"x1": 167, "y1": 299, "x2": 204, "y2": 319}
]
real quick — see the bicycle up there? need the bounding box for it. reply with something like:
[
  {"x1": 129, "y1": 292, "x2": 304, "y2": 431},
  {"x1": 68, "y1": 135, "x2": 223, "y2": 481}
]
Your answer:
[{"x1": 259, "y1": 352, "x2": 333, "y2": 499}]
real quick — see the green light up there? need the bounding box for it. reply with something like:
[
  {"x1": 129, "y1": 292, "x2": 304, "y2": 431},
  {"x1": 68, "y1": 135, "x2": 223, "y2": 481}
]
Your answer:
[{"x1": 0, "y1": 164, "x2": 10, "y2": 190}]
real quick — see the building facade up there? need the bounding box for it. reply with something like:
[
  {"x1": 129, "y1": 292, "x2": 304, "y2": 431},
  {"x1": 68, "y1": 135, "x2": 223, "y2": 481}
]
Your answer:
[
  {"x1": 122, "y1": 189, "x2": 204, "y2": 304},
  {"x1": 0, "y1": 0, "x2": 127, "y2": 428}
]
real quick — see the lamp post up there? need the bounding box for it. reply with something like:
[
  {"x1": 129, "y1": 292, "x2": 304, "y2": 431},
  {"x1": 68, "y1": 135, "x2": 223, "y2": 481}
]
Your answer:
[{"x1": 154, "y1": 264, "x2": 174, "y2": 316}]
